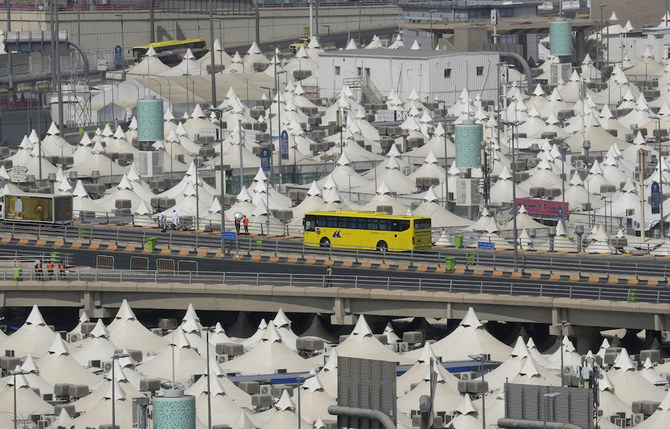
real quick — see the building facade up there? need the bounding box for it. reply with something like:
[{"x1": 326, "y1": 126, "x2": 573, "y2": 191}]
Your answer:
[{"x1": 318, "y1": 49, "x2": 500, "y2": 106}]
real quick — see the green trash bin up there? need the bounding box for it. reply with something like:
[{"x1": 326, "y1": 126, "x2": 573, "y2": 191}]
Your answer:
[
  {"x1": 445, "y1": 257, "x2": 456, "y2": 271},
  {"x1": 147, "y1": 237, "x2": 157, "y2": 252},
  {"x1": 78, "y1": 227, "x2": 87, "y2": 239},
  {"x1": 454, "y1": 235, "x2": 463, "y2": 248},
  {"x1": 466, "y1": 252, "x2": 476, "y2": 265},
  {"x1": 13, "y1": 267, "x2": 22, "y2": 281},
  {"x1": 50, "y1": 252, "x2": 59, "y2": 263},
  {"x1": 256, "y1": 239, "x2": 264, "y2": 251}
]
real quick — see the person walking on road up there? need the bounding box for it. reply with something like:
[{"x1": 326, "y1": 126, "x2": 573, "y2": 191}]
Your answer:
[
  {"x1": 235, "y1": 217, "x2": 241, "y2": 234},
  {"x1": 159, "y1": 211, "x2": 167, "y2": 232},
  {"x1": 172, "y1": 210, "x2": 180, "y2": 230},
  {"x1": 243, "y1": 215, "x2": 249, "y2": 235},
  {"x1": 326, "y1": 266, "x2": 333, "y2": 287}
]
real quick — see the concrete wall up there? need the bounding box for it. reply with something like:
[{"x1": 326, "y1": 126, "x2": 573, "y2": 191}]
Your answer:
[{"x1": 1, "y1": 5, "x2": 401, "y2": 54}]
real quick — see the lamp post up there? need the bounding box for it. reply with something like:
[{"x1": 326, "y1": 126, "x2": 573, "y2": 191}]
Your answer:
[
  {"x1": 204, "y1": 326, "x2": 214, "y2": 429},
  {"x1": 468, "y1": 354, "x2": 488, "y2": 429},
  {"x1": 502, "y1": 119, "x2": 525, "y2": 271},
  {"x1": 557, "y1": 138, "x2": 568, "y2": 221},
  {"x1": 599, "y1": 4, "x2": 609, "y2": 70},
  {"x1": 543, "y1": 392, "x2": 561, "y2": 429},
  {"x1": 435, "y1": 98, "x2": 450, "y2": 209},
  {"x1": 651, "y1": 116, "x2": 665, "y2": 237},
  {"x1": 12, "y1": 369, "x2": 29, "y2": 429},
  {"x1": 209, "y1": 0, "x2": 217, "y2": 108},
  {"x1": 554, "y1": 322, "x2": 571, "y2": 386},
  {"x1": 216, "y1": 106, "x2": 232, "y2": 252},
  {"x1": 115, "y1": 14, "x2": 125, "y2": 81},
  {"x1": 111, "y1": 352, "x2": 130, "y2": 429}
]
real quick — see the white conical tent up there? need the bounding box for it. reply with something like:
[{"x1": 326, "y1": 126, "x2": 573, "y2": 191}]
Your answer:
[
  {"x1": 137, "y1": 329, "x2": 206, "y2": 384},
  {"x1": 0, "y1": 374, "x2": 53, "y2": 420},
  {"x1": 606, "y1": 349, "x2": 665, "y2": 405},
  {"x1": 397, "y1": 342, "x2": 459, "y2": 395},
  {"x1": 220, "y1": 321, "x2": 315, "y2": 375},
  {"x1": 406, "y1": 308, "x2": 511, "y2": 362},
  {"x1": 1, "y1": 305, "x2": 56, "y2": 357},
  {"x1": 297, "y1": 374, "x2": 337, "y2": 424},
  {"x1": 107, "y1": 299, "x2": 169, "y2": 355},
  {"x1": 335, "y1": 316, "x2": 412, "y2": 364},
  {"x1": 37, "y1": 334, "x2": 102, "y2": 387},
  {"x1": 397, "y1": 366, "x2": 462, "y2": 415}
]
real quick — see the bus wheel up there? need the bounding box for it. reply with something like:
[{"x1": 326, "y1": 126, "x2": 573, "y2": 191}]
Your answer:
[
  {"x1": 320, "y1": 238, "x2": 331, "y2": 248},
  {"x1": 376, "y1": 241, "x2": 388, "y2": 252}
]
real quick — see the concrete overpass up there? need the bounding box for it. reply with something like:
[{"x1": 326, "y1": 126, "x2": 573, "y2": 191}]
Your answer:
[{"x1": 2, "y1": 277, "x2": 669, "y2": 338}]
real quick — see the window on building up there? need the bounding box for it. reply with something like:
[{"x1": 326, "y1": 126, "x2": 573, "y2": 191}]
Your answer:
[
  {"x1": 476, "y1": 66, "x2": 484, "y2": 76},
  {"x1": 335, "y1": 66, "x2": 340, "y2": 75},
  {"x1": 444, "y1": 68, "x2": 451, "y2": 78}
]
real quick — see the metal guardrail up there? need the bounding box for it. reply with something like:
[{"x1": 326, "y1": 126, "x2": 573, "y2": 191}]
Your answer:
[
  {"x1": 3, "y1": 269, "x2": 665, "y2": 305},
  {"x1": 4, "y1": 223, "x2": 670, "y2": 278}
]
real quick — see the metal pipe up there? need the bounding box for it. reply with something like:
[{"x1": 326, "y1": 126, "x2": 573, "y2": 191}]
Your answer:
[
  {"x1": 498, "y1": 52, "x2": 532, "y2": 95},
  {"x1": 7, "y1": 0, "x2": 13, "y2": 90},
  {"x1": 327, "y1": 405, "x2": 396, "y2": 429},
  {"x1": 497, "y1": 419, "x2": 581, "y2": 429}
]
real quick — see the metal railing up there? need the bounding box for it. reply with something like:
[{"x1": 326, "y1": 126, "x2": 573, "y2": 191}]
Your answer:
[
  {"x1": 4, "y1": 223, "x2": 670, "y2": 278},
  {"x1": 3, "y1": 269, "x2": 666, "y2": 305}
]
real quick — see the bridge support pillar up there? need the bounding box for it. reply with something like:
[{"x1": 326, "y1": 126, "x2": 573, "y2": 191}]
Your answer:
[
  {"x1": 331, "y1": 298, "x2": 355, "y2": 326},
  {"x1": 654, "y1": 313, "x2": 670, "y2": 331},
  {"x1": 81, "y1": 291, "x2": 112, "y2": 318},
  {"x1": 570, "y1": 326, "x2": 601, "y2": 355}
]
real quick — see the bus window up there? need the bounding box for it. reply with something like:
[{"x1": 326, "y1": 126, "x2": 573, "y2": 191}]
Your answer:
[
  {"x1": 414, "y1": 219, "x2": 431, "y2": 230},
  {"x1": 367, "y1": 219, "x2": 379, "y2": 230},
  {"x1": 391, "y1": 220, "x2": 410, "y2": 231},
  {"x1": 378, "y1": 219, "x2": 390, "y2": 231},
  {"x1": 346, "y1": 217, "x2": 357, "y2": 229},
  {"x1": 356, "y1": 218, "x2": 367, "y2": 230},
  {"x1": 326, "y1": 216, "x2": 337, "y2": 228},
  {"x1": 304, "y1": 217, "x2": 316, "y2": 231}
]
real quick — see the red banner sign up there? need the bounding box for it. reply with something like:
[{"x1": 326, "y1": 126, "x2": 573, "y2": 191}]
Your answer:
[{"x1": 515, "y1": 198, "x2": 569, "y2": 219}]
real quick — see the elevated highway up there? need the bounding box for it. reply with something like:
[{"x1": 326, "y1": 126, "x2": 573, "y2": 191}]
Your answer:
[{"x1": 1, "y1": 267, "x2": 668, "y2": 333}]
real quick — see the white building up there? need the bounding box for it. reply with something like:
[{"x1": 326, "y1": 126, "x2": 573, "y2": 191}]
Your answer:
[{"x1": 318, "y1": 49, "x2": 500, "y2": 106}]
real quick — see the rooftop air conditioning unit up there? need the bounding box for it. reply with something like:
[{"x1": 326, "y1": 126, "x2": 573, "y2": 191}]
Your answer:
[
  {"x1": 217, "y1": 354, "x2": 229, "y2": 363},
  {"x1": 88, "y1": 360, "x2": 101, "y2": 369},
  {"x1": 397, "y1": 342, "x2": 409, "y2": 353},
  {"x1": 259, "y1": 385, "x2": 272, "y2": 395},
  {"x1": 631, "y1": 413, "x2": 644, "y2": 425},
  {"x1": 460, "y1": 372, "x2": 473, "y2": 381},
  {"x1": 67, "y1": 333, "x2": 81, "y2": 343},
  {"x1": 102, "y1": 361, "x2": 112, "y2": 372}
]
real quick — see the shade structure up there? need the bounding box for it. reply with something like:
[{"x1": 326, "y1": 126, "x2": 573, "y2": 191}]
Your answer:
[{"x1": 406, "y1": 308, "x2": 511, "y2": 362}]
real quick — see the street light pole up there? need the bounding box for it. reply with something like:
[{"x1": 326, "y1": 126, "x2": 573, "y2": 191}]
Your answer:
[
  {"x1": 12, "y1": 370, "x2": 29, "y2": 429},
  {"x1": 111, "y1": 352, "x2": 130, "y2": 429},
  {"x1": 502, "y1": 120, "x2": 525, "y2": 271},
  {"x1": 469, "y1": 354, "x2": 487, "y2": 429},
  {"x1": 205, "y1": 326, "x2": 213, "y2": 429},
  {"x1": 599, "y1": 4, "x2": 609, "y2": 70},
  {"x1": 115, "y1": 14, "x2": 125, "y2": 81},
  {"x1": 554, "y1": 322, "x2": 570, "y2": 386},
  {"x1": 209, "y1": 0, "x2": 217, "y2": 108}
]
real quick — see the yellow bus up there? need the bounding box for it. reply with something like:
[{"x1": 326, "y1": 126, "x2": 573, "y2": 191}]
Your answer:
[
  {"x1": 131, "y1": 38, "x2": 208, "y2": 64},
  {"x1": 303, "y1": 211, "x2": 432, "y2": 251}
]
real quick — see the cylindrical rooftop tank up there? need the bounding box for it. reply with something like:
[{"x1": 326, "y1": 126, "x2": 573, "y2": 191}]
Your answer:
[
  {"x1": 550, "y1": 19, "x2": 573, "y2": 57},
  {"x1": 136, "y1": 97, "x2": 164, "y2": 142},
  {"x1": 455, "y1": 119, "x2": 483, "y2": 169},
  {"x1": 153, "y1": 390, "x2": 196, "y2": 429}
]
